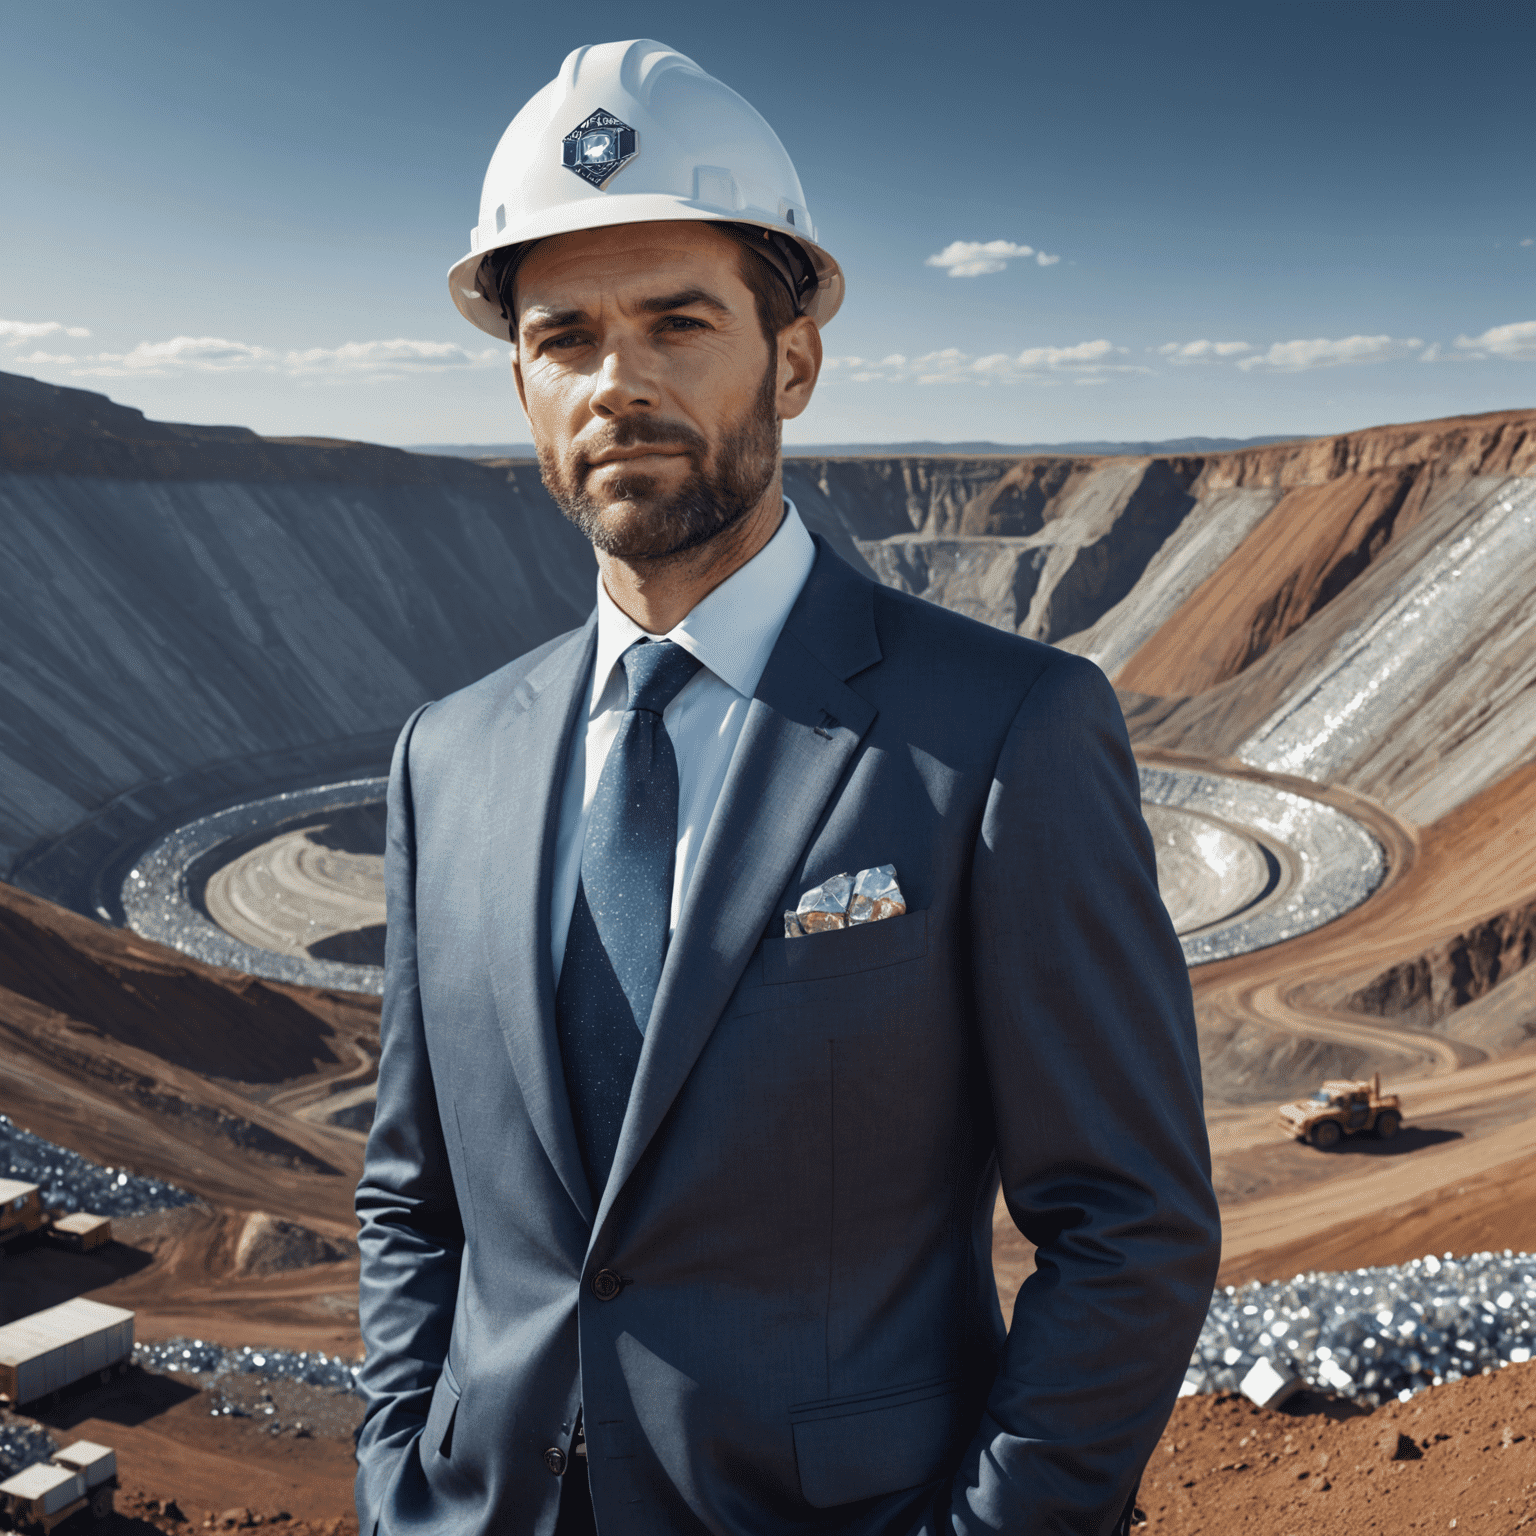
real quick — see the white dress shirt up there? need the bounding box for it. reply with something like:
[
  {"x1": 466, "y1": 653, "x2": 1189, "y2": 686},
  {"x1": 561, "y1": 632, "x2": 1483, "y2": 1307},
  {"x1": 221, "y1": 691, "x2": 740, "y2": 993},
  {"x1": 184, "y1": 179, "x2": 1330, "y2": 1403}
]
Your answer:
[{"x1": 550, "y1": 501, "x2": 817, "y2": 981}]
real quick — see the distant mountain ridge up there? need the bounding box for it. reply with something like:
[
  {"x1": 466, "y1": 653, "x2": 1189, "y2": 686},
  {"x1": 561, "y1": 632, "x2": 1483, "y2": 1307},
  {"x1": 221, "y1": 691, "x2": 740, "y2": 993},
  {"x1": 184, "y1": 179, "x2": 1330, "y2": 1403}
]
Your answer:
[{"x1": 407, "y1": 434, "x2": 1307, "y2": 461}]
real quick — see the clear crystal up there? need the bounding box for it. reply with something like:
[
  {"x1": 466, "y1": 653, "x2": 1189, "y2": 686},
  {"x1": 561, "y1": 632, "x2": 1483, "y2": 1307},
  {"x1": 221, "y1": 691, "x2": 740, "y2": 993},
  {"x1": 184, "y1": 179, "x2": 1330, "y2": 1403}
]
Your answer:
[
  {"x1": 796, "y1": 872, "x2": 852, "y2": 932},
  {"x1": 847, "y1": 864, "x2": 906, "y2": 924}
]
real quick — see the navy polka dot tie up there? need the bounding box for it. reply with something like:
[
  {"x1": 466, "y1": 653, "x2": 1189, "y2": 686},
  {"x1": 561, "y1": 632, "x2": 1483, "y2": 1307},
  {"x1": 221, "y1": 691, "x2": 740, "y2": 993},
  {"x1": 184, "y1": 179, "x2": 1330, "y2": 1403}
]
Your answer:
[{"x1": 556, "y1": 638, "x2": 703, "y2": 1196}]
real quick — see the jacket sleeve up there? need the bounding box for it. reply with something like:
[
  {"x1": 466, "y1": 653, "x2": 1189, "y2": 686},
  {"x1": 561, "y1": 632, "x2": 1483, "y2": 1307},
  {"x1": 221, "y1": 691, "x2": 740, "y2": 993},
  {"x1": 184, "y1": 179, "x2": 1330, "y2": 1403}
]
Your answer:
[
  {"x1": 354, "y1": 703, "x2": 464, "y2": 1532},
  {"x1": 929, "y1": 653, "x2": 1220, "y2": 1535}
]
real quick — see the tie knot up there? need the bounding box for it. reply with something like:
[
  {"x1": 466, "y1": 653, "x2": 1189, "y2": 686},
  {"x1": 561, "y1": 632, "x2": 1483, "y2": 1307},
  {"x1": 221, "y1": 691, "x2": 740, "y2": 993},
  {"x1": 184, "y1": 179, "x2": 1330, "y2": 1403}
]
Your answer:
[{"x1": 620, "y1": 638, "x2": 702, "y2": 716}]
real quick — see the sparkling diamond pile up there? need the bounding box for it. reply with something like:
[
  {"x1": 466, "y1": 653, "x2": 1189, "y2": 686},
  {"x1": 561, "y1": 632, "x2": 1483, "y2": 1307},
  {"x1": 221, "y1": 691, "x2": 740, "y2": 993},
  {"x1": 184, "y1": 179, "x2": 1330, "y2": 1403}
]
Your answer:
[
  {"x1": 0, "y1": 1421, "x2": 56, "y2": 1478},
  {"x1": 1187, "y1": 1250, "x2": 1536, "y2": 1404},
  {"x1": 0, "y1": 1114, "x2": 195, "y2": 1218},
  {"x1": 134, "y1": 1339, "x2": 361, "y2": 1394}
]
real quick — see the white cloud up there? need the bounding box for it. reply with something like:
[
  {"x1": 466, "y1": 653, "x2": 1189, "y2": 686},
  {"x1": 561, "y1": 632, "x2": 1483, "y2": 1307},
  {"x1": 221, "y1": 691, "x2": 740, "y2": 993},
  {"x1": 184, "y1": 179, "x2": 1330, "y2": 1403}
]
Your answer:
[
  {"x1": 822, "y1": 338, "x2": 1138, "y2": 386},
  {"x1": 1012, "y1": 338, "x2": 1117, "y2": 369},
  {"x1": 1157, "y1": 339, "x2": 1252, "y2": 361},
  {"x1": 10, "y1": 351, "x2": 80, "y2": 366},
  {"x1": 821, "y1": 321, "x2": 1536, "y2": 389},
  {"x1": 1236, "y1": 334, "x2": 1424, "y2": 372},
  {"x1": 283, "y1": 338, "x2": 501, "y2": 379},
  {"x1": 74, "y1": 336, "x2": 279, "y2": 377},
  {"x1": 1, "y1": 318, "x2": 92, "y2": 343},
  {"x1": 46, "y1": 332, "x2": 501, "y2": 383},
  {"x1": 1453, "y1": 320, "x2": 1536, "y2": 362},
  {"x1": 924, "y1": 240, "x2": 1059, "y2": 278},
  {"x1": 1521, "y1": 238, "x2": 1533, "y2": 247}
]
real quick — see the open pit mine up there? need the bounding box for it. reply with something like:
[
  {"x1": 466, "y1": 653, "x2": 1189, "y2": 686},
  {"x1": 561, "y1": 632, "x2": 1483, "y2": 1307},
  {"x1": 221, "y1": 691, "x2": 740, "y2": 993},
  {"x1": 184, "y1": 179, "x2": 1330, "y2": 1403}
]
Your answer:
[{"x1": 2, "y1": 366, "x2": 1535, "y2": 1530}]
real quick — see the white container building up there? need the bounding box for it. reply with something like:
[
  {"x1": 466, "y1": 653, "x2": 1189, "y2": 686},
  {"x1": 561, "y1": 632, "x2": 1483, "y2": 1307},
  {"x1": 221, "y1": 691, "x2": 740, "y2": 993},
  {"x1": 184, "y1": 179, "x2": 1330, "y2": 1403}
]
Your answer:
[
  {"x1": 0, "y1": 1462, "x2": 86, "y2": 1522},
  {"x1": 51, "y1": 1441, "x2": 116, "y2": 1489},
  {"x1": 0, "y1": 1297, "x2": 135, "y2": 1405}
]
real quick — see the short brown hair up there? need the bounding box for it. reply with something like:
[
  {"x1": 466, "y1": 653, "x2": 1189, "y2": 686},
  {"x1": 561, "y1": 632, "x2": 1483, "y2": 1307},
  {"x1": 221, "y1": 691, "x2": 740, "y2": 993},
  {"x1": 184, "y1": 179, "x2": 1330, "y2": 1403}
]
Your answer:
[
  {"x1": 480, "y1": 223, "x2": 799, "y2": 347},
  {"x1": 713, "y1": 224, "x2": 799, "y2": 345}
]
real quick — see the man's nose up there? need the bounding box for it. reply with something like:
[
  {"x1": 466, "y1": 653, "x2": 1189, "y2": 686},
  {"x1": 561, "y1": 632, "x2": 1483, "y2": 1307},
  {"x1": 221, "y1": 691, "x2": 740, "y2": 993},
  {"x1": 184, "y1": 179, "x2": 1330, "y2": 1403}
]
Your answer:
[{"x1": 588, "y1": 340, "x2": 656, "y2": 419}]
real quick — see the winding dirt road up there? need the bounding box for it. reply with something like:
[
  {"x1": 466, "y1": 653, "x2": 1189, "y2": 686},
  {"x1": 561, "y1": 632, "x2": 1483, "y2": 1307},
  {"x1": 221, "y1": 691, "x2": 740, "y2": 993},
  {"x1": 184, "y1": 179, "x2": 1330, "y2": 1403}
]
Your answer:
[{"x1": 1164, "y1": 754, "x2": 1536, "y2": 1283}]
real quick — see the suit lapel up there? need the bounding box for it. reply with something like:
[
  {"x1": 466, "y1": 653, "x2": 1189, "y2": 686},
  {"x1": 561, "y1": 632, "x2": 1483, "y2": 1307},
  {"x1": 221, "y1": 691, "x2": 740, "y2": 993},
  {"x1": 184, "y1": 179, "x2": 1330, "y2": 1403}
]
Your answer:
[
  {"x1": 596, "y1": 544, "x2": 882, "y2": 1232},
  {"x1": 481, "y1": 615, "x2": 598, "y2": 1224}
]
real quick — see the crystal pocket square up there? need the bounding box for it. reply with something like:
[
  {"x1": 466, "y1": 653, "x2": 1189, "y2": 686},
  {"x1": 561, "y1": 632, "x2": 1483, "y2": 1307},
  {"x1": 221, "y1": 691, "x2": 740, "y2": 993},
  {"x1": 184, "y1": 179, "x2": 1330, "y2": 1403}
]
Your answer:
[{"x1": 783, "y1": 865, "x2": 907, "y2": 937}]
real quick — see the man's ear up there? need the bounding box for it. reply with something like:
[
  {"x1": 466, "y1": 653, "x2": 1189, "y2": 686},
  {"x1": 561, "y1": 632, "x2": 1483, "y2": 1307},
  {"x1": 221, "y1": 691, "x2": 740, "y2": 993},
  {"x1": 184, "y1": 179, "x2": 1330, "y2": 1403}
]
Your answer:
[{"x1": 776, "y1": 315, "x2": 822, "y2": 422}]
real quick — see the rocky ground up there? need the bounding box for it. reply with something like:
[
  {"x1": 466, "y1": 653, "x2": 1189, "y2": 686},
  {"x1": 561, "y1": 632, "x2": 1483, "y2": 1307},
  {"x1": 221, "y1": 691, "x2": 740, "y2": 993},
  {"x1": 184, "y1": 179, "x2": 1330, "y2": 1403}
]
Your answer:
[
  {"x1": 6, "y1": 1344, "x2": 1534, "y2": 1533},
  {"x1": 3, "y1": 1364, "x2": 361, "y2": 1529},
  {"x1": 1142, "y1": 1363, "x2": 1536, "y2": 1534},
  {"x1": 0, "y1": 876, "x2": 368, "y2": 1521}
]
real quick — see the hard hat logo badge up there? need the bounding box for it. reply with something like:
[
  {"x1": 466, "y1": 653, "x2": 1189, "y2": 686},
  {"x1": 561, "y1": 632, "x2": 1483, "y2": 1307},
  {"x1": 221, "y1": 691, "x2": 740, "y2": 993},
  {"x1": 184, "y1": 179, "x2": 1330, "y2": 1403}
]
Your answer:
[{"x1": 561, "y1": 110, "x2": 638, "y2": 189}]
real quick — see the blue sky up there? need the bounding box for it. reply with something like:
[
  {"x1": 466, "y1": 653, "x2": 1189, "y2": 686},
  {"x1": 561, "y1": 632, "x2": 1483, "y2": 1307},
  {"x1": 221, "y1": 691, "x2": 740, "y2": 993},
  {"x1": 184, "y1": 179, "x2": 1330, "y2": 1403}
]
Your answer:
[{"x1": 3, "y1": 0, "x2": 1531, "y2": 447}]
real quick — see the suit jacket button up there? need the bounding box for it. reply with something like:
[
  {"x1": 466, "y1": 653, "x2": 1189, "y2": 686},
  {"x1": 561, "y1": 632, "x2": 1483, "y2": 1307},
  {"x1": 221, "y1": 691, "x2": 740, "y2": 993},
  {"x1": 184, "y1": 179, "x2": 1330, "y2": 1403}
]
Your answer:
[
  {"x1": 543, "y1": 1446, "x2": 567, "y2": 1476},
  {"x1": 591, "y1": 1268, "x2": 624, "y2": 1301}
]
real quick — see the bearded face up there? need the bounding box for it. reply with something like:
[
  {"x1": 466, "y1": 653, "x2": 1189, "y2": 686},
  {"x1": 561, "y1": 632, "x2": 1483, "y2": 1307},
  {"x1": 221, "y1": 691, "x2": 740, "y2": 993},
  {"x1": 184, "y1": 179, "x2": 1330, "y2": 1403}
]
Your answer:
[
  {"x1": 511, "y1": 223, "x2": 808, "y2": 572},
  {"x1": 537, "y1": 353, "x2": 779, "y2": 562}
]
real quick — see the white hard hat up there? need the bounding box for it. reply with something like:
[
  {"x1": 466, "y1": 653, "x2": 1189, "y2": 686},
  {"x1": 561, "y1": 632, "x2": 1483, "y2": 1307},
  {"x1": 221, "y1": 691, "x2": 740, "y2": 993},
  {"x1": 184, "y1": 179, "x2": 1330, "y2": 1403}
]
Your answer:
[{"x1": 447, "y1": 39, "x2": 844, "y2": 338}]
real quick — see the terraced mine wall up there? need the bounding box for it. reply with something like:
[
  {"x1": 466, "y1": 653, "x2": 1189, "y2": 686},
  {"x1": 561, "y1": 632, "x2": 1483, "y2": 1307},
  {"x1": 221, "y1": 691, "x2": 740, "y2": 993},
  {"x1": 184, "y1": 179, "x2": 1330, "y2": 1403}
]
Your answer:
[
  {"x1": 0, "y1": 373, "x2": 604, "y2": 911},
  {"x1": 0, "y1": 371, "x2": 1233, "y2": 914},
  {"x1": 1342, "y1": 898, "x2": 1536, "y2": 1050},
  {"x1": 5, "y1": 368, "x2": 1534, "y2": 935},
  {"x1": 1103, "y1": 413, "x2": 1536, "y2": 824},
  {"x1": 14, "y1": 372, "x2": 1536, "y2": 1322}
]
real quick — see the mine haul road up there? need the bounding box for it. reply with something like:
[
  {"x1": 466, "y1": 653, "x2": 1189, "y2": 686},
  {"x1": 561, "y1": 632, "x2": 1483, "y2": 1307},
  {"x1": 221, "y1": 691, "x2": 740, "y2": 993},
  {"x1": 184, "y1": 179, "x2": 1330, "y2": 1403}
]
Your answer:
[{"x1": 1181, "y1": 756, "x2": 1536, "y2": 1286}]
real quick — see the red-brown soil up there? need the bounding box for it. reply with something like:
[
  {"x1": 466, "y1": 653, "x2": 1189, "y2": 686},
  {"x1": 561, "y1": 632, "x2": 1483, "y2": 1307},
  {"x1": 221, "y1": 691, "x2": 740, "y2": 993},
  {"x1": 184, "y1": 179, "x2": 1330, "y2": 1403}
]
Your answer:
[
  {"x1": 1215, "y1": 1116, "x2": 1536, "y2": 1286},
  {"x1": 7, "y1": 1363, "x2": 362, "y2": 1530},
  {"x1": 0, "y1": 878, "x2": 372, "y2": 1520},
  {"x1": 1143, "y1": 1363, "x2": 1536, "y2": 1535},
  {"x1": 0, "y1": 881, "x2": 371, "y2": 1227},
  {"x1": 16, "y1": 1366, "x2": 1536, "y2": 1536},
  {"x1": 1179, "y1": 754, "x2": 1536, "y2": 1286},
  {"x1": 1116, "y1": 408, "x2": 1536, "y2": 698},
  {"x1": 1122, "y1": 469, "x2": 1422, "y2": 694}
]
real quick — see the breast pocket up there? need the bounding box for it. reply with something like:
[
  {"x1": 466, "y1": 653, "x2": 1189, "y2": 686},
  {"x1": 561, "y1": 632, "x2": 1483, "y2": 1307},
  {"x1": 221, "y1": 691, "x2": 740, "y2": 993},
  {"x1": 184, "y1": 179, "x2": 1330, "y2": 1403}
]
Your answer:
[
  {"x1": 791, "y1": 1375, "x2": 964, "y2": 1508},
  {"x1": 762, "y1": 909, "x2": 928, "y2": 985}
]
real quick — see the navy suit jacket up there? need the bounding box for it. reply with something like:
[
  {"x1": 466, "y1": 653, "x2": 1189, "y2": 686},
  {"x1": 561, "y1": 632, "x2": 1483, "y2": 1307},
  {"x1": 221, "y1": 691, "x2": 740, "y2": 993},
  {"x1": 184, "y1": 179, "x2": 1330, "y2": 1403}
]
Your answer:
[{"x1": 355, "y1": 538, "x2": 1220, "y2": 1534}]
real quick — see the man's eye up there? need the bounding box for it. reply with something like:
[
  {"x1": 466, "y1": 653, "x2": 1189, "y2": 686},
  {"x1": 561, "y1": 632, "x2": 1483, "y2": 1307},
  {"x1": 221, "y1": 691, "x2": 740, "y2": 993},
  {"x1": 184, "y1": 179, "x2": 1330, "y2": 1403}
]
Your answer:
[
  {"x1": 545, "y1": 333, "x2": 588, "y2": 351},
  {"x1": 660, "y1": 316, "x2": 707, "y2": 332}
]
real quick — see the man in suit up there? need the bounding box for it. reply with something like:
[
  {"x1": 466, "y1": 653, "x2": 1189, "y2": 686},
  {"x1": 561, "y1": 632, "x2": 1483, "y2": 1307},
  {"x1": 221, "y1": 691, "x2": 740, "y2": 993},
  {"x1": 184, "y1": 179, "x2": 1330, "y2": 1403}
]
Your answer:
[{"x1": 355, "y1": 39, "x2": 1220, "y2": 1536}]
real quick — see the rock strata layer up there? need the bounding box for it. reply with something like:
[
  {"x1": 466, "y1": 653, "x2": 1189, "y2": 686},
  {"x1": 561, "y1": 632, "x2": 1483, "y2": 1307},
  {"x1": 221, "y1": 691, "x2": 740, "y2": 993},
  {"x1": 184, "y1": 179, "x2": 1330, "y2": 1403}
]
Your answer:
[{"x1": 5, "y1": 368, "x2": 1534, "y2": 1010}]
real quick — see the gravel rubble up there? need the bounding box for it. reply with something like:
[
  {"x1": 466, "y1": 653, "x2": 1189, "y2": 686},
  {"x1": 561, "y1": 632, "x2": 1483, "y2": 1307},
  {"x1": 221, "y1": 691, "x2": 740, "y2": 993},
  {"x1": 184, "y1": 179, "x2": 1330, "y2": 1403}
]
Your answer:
[
  {"x1": 0, "y1": 1420, "x2": 57, "y2": 1479},
  {"x1": 0, "y1": 1114, "x2": 195, "y2": 1217},
  {"x1": 135, "y1": 1339, "x2": 362, "y2": 1396},
  {"x1": 1187, "y1": 1248, "x2": 1536, "y2": 1404},
  {"x1": 135, "y1": 1249, "x2": 1536, "y2": 1415}
]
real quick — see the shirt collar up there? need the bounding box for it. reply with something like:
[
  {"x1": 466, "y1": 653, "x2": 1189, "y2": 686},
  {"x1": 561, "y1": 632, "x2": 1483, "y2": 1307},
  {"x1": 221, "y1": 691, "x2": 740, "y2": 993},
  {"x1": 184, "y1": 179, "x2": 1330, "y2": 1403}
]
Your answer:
[{"x1": 590, "y1": 498, "x2": 816, "y2": 713}]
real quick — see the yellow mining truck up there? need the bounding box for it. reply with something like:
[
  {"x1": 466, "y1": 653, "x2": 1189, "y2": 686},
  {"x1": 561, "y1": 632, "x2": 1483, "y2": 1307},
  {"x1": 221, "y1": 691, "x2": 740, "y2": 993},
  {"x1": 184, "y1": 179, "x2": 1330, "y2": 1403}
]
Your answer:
[{"x1": 1278, "y1": 1073, "x2": 1403, "y2": 1149}]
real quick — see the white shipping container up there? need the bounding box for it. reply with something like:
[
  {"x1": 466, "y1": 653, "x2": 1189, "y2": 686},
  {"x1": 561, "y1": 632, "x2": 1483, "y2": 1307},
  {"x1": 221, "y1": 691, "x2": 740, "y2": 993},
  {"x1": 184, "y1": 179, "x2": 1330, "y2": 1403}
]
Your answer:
[
  {"x1": 0, "y1": 1297, "x2": 135, "y2": 1405},
  {"x1": 0, "y1": 1461, "x2": 86, "y2": 1517},
  {"x1": 51, "y1": 1212, "x2": 112, "y2": 1250},
  {"x1": 52, "y1": 1441, "x2": 116, "y2": 1488}
]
